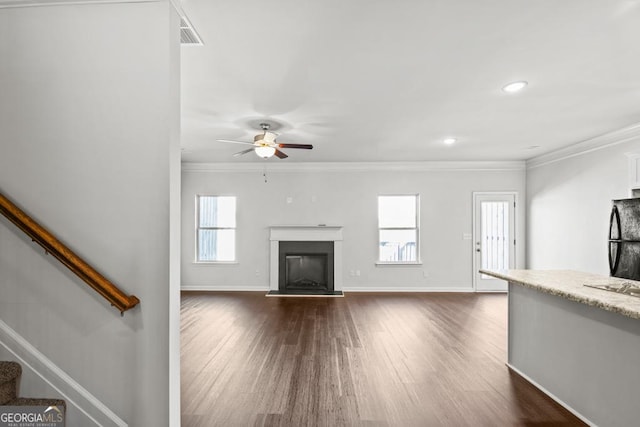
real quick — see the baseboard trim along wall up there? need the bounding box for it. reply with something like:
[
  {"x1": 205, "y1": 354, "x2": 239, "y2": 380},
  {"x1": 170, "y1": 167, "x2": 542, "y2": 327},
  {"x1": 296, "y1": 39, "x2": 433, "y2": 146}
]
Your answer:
[
  {"x1": 507, "y1": 364, "x2": 595, "y2": 427},
  {"x1": 181, "y1": 285, "x2": 270, "y2": 292},
  {"x1": 0, "y1": 319, "x2": 127, "y2": 427},
  {"x1": 342, "y1": 287, "x2": 474, "y2": 292},
  {"x1": 181, "y1": 285, "x2": 475, "y2": 293}
]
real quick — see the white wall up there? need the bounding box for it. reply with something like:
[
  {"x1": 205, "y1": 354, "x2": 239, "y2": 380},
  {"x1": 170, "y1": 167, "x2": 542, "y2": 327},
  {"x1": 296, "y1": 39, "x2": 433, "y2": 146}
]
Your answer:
[
  {"x1": 182, "y1": 163, "x2": 526, "y2": 291},
  {"x1": 0, "y1": 2, "x2": 179, "y2": 426},
  {"x1": 527, "y1": 135, "x2": 640, "y2": 274}
]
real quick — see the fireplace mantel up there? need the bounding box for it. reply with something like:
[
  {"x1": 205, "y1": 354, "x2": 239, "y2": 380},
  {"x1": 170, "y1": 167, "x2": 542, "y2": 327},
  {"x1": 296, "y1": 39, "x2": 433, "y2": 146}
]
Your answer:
[
  {"x1": 269, "y1": 226, "x2": 343, "y2": 291},
  {"x1": 269, "y1": 225, "x2": 343, "y2": 242}
]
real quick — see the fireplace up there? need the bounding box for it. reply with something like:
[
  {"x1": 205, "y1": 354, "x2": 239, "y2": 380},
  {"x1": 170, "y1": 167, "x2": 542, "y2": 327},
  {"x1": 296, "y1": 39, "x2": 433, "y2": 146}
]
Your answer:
[
  {"x1": 269, "y1": 226, "x2": 343, "y2": 295},
  {"x1": 279, "y1": 241, "x2": 334, "y2": 294}
]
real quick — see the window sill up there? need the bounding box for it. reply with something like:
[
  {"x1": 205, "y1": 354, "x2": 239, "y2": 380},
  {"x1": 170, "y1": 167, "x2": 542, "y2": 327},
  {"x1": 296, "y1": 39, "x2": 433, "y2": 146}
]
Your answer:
[
  {"x1": 375, "y1": 261, "x2": 423, "y2": 267},
  {"x1": 193, "y1": 261, "x2": 239, "y2": 265}
]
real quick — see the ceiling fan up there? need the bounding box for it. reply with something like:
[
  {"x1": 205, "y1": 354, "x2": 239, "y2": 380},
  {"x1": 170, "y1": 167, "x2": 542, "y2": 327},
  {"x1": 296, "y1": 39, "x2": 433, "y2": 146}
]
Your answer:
[{"x1": 217, "y1": 123, "x2": 313, "y2": 159}]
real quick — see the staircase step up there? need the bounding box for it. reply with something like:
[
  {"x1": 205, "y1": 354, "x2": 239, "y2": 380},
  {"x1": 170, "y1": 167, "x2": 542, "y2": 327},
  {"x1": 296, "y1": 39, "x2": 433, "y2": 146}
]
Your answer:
[
  {"x1": 0, "y1": 361, "x2": 21, "y2": 405},
  {"x1": 0, "y1": 362, "x2": 66, "y2": 412},
  {"x1": 0, "y1": 361, "x2": 21, "y2": 383},
  {"x1": 7, "y1": 397, "x2": 66, "y2": 409}
]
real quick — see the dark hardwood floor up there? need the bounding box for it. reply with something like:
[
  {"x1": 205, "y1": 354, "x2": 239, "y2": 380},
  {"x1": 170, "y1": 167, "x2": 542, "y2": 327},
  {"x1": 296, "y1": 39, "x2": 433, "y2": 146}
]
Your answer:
[{"x1": 181, "y1": 292, "x2": 585, "y2": 426}]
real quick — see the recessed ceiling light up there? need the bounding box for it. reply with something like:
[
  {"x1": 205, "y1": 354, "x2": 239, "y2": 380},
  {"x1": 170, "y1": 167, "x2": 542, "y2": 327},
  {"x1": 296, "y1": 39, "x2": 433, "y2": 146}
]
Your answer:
[
  {"x1": 502, "y1": 81, "x2": 528, "y2": 93},
  {"x1": 443, "y1": 138, "x2": 457, "y2": 145}
]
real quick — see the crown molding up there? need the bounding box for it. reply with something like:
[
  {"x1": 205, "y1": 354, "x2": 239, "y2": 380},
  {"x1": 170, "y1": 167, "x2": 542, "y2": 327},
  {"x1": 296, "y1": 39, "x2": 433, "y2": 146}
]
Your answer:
[
  {"x1": 0, "y1": 0, "x2": 197, "y2": 48},
  {"x1": 526, "y1": 122, "x2": 640, "y2": 170},
  {"x1": 182, "y1": 160, "x2": 526, "y2": 173},
  {"x1": 0, "y1": 0, "x2": 158, "y2": 8}
]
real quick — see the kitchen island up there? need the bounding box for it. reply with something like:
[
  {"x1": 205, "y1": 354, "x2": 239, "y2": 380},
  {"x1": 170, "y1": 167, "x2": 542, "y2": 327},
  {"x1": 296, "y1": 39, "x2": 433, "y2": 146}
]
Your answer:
[{"x1": 481, "y1": 269, "x2": 640, "y2": 427}]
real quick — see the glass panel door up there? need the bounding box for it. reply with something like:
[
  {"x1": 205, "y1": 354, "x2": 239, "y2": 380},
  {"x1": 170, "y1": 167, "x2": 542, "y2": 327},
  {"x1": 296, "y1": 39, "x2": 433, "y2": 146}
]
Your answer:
[
  {"x1": 480, "y1": 201, "x2": 510, "y2": 277},
  {"x1": 473, "y1": 193, "x2": 516, "y2": 291}
]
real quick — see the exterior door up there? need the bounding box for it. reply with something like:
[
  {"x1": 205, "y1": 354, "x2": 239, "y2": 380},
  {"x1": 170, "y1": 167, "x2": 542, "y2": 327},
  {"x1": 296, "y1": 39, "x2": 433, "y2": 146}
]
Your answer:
[{"x1": 473, "y1": 192, "x2": 516, "y2": 292}]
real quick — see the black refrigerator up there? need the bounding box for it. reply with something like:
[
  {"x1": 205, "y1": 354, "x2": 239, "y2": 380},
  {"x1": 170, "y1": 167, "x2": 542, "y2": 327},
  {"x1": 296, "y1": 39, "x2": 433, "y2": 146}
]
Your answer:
[{"x1": 609, "y1": 198, "x2": 640, "y2": 281}]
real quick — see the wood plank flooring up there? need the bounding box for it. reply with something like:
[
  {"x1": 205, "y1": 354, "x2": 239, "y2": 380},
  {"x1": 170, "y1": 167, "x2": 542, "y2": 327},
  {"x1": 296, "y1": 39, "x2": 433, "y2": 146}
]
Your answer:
[{"x1": 181, "y1": 292, "x2": 585, "y2": 426}]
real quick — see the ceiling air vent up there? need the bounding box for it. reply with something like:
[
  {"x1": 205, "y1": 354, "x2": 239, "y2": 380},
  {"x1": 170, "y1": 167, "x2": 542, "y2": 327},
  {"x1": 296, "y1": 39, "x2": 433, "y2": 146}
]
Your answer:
[{"x1": 180, "y1": 16, "x2": 203, "y2": 45}]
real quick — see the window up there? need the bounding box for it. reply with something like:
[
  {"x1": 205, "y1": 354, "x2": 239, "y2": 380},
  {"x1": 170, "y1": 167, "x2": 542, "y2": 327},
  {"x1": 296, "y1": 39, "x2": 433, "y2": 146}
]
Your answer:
[
  {"x1": 378, "y1": 195, "x2": 419, "y2": 263},
  {"x1": 196, "y1": 195, "x2": 236, "y2": 262}
]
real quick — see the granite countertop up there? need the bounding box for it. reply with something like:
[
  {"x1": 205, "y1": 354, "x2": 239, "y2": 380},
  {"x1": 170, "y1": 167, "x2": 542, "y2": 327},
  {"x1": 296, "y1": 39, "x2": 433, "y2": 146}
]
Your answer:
[{"x1": 480, "y1": 269, "x2": 640, "y2": 320}]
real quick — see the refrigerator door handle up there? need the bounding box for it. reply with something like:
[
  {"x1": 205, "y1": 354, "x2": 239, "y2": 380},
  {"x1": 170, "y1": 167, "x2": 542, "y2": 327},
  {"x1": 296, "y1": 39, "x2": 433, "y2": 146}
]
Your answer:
[{"x1": 609, "y1": 205, "x2": 622, "y2": 276}]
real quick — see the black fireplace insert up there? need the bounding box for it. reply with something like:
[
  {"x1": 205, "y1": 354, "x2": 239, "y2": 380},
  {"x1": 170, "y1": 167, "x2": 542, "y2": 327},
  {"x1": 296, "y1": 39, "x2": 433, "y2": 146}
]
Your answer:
[{"x1": 278, "y1": 241, "x2": 336, "y2": 295}]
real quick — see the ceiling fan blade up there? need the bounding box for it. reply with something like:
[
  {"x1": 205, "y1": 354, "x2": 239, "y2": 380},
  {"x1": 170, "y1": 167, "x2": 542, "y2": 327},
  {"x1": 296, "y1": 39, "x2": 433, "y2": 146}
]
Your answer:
[
  {"x1": 233, "y1": 148, "x2": 255, "y2": 157},
  {"x1": 274, "y1": 149, "x2": 288, "y2": 159},
  {"x1": 277, "y1": 143, "x2": 313, "y2": 150},
  {"x1": 217, "y1": 139, "x2": 255, "y2": 146}
]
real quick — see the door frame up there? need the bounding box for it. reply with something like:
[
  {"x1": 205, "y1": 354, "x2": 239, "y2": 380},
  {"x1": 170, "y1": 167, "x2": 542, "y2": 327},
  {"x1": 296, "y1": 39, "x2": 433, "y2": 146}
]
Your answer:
[{"x1": 472, "y1": 191, "x2": 518, "y2": 291}]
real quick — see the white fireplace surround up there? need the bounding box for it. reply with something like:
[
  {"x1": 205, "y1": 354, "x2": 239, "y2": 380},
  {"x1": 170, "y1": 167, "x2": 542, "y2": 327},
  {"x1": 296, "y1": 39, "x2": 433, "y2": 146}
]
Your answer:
[{"x1": 269, "y1": 226, "x2": 343, "y2": 291}]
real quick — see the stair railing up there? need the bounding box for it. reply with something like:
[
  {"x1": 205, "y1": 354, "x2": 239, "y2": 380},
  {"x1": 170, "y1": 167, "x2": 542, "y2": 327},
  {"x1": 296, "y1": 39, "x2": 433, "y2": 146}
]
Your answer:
[{"x1": 0, "y1": 191, "x2": 140, "y2": 314}]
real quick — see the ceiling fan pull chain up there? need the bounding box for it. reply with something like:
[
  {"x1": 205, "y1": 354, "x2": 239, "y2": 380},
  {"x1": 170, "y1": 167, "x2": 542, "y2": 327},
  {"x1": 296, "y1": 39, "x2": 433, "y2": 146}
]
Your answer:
[{"x1": 263, "y1": 164, "x2": 268, "y2": 183}]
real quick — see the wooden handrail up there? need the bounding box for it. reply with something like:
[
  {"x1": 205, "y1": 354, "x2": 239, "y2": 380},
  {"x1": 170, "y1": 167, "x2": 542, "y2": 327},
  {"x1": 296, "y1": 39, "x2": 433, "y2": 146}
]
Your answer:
[{"x1": 0, "y1": 192, "x2": 140, "y2": 314}]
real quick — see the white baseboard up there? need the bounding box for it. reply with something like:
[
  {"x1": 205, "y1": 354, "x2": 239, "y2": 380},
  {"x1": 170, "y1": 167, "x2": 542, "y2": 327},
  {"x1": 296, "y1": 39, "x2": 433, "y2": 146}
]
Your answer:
[
  {"x1": 181, "y1": 285, "x2": 475, "y2": 293},
  {"x1": 181, "y1": 285, "x2": 269, "y2": 292},
  {"x1": 0, "y1": 319, "x2": 127, "y2": 427},
  {"x1": 507, "y1": 363, "x2": 595, "y2": 427},
  {"x1": 342, "y1": 286, "x2": 474, "y2": 292}
]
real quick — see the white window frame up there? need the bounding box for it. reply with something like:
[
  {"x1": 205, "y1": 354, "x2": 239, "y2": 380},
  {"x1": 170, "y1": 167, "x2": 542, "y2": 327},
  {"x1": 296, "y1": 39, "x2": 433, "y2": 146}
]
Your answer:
[
  {"x1": 376, "y1": 194, "x2": 421, "y2": 265},
  {"x1": 195, "y1": 195, "x2": 237, "y2": 263}
]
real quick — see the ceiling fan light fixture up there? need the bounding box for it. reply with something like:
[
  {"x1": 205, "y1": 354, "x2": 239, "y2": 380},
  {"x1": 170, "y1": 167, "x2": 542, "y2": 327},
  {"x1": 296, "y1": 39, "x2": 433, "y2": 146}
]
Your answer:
[
  {"x1": 218, "y1": 122, "x2": 312, "y2": 160},
  {"x1": 255, "y1": 145, "x2": 276, "y2": 158},
  {"x1": 502, "y1": 80, "x2": 528, "y2": 93}
]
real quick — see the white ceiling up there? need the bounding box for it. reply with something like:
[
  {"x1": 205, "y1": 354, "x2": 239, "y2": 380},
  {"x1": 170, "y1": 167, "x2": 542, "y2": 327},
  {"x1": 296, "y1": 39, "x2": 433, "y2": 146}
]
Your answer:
[{"x1": 179, "y1": 0, "x2": 640, "y2": 163}]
